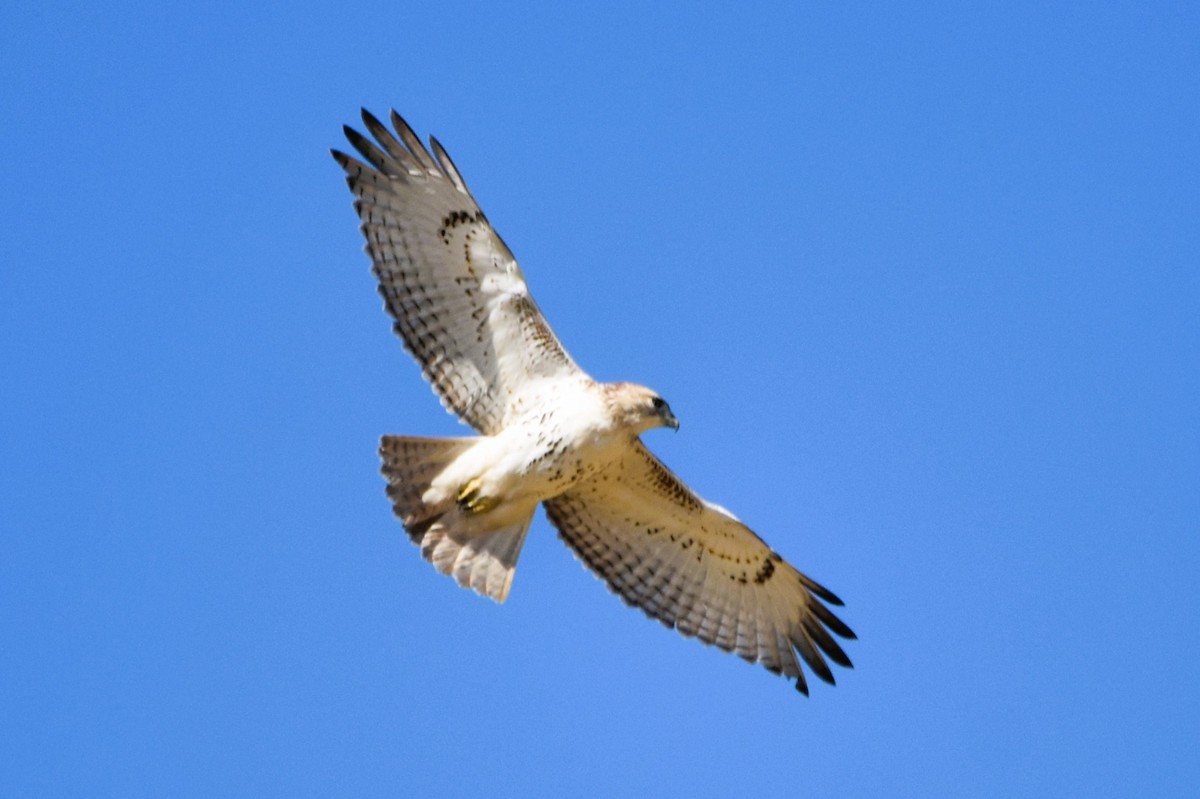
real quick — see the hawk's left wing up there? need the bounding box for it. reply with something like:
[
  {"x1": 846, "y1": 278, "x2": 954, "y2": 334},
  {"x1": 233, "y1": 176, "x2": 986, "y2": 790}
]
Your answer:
[{"x1": 543, "y1": 442, "x2": 854, "y2": 694}]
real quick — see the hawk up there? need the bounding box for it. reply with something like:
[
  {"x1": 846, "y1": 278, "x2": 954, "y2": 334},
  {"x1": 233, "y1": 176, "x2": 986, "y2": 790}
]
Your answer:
[{"x1": 332, "y1": 110, "x2": 855, "y2": 694}]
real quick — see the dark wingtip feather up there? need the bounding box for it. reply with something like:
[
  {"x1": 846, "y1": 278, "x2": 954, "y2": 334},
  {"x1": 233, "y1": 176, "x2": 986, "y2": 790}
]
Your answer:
[
  {"x1": 803, "y1": 617, "x2": 854, "y2": 669},
  {"x1": 810, "y1": 599, "x2": 857, "y2": 641},
  {"x1": 360, "y1": 108, "x2": 413, "y2": 165},
  {"x1": 794, "y1": 672, "x2": 810, "y2": 696},
  {"x1": 360, "y1": 109, "x2": 390, "y2": 144},
  {"x1": 388, "y1": 108, "x2": 411, "y2": 135},
  {"x1": 342, "y1": 125, "x2": 370, "y2": 154},
  {"x1": 797, "y1": 571, "x2": 845, "y2": 606},
  {"x1": 428, "y1": 136, "x2": 449, "y2": 171},
  {"x1": 388, "y1": 109, "x2": 438, "y2": 171},
  {"x1": 330, "y1": 150, "x2": 366, "y2": 185},
  {"x1": 812, "y1": 662, "x2": 837, "y2": 686},
  {"x1": 428, "y1": 135, "x2": 471, "y2": 194},
  {"x1": 791, "y1": 629, "x2": 835, "y2": 686}
]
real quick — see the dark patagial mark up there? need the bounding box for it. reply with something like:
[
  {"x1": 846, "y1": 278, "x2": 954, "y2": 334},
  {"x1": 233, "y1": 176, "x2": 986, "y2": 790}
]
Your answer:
[
  {"x1": 438, "y1": 209, "x2": 482, "y2": 244},
  {"x1": 753, "y1": 552, "x2": 782, "y2": 584}
]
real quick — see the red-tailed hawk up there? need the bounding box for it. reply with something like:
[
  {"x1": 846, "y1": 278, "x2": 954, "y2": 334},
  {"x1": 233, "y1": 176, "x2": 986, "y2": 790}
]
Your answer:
[{"x1": 332, "y1": 110, "x2": 855, "y2": 694}]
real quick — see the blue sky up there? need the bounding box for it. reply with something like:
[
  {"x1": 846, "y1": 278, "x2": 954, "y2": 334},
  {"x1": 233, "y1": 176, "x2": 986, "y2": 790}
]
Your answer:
[{"x1": 2, "y1": 1, "x2": 1197, "y2": 796}]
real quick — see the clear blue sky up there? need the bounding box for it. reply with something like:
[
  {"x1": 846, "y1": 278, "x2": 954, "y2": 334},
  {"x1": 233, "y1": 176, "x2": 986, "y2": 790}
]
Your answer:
[{"x1": 2, "y1": 2, "x2": 1197, "y2": 796}]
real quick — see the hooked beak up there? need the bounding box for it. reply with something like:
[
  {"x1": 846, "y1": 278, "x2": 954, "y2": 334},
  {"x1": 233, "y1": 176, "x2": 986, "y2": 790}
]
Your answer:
[{"x1": 659, "y1": 406, "x2": 680, "y2": 431}]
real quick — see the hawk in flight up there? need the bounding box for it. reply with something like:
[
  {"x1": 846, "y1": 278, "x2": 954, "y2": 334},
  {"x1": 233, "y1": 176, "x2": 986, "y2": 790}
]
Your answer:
[{"x1": 332, "y1": 110, "x2": 855, "y2": 694}]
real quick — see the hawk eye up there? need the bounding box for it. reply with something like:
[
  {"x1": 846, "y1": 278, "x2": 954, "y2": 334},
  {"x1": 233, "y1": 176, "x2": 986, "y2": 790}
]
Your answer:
[{"x1": 651, "y1": 396, "x2": 666, "y2": 410}]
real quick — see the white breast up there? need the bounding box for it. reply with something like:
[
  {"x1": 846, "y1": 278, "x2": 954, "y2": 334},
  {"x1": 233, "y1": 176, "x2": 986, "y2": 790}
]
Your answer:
[{"x1": 424, "y1": 377, "x2": 622, "y2": 511}]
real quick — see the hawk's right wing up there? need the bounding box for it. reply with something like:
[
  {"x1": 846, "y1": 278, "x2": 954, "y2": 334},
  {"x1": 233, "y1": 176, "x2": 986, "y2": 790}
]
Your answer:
[{"x1": 332, "y1": 110, "x2": 583, "y2": 434}]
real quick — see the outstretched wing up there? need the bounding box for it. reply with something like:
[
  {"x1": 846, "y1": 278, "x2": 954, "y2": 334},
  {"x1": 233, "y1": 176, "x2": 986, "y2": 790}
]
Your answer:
[
  {"x1": 543, "y1": 442, "x2": 855, "y2": 694},
  {"x1": 332, "y1": 109, "x2": 582, "y2": 434}
]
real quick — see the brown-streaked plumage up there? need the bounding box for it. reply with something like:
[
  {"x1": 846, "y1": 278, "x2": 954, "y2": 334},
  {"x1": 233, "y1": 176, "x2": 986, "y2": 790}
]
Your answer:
[{"x1": 332, "y1": 110, "x2": 854, "y2": 694}]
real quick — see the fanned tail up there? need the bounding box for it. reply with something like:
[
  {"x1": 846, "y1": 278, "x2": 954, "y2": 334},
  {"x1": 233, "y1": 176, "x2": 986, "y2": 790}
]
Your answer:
[{"x1": 379, "y1": 435, "x2": 533, "y2": 602}]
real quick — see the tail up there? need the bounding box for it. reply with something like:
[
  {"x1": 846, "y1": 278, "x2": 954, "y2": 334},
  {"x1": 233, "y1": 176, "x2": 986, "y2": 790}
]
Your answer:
[{"x1": 379, "y1": 435, "x2": 533, "y2": 603}]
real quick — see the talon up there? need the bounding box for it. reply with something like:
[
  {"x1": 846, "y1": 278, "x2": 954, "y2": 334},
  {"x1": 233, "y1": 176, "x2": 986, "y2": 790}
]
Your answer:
[
  {"x1": 457, "y1": 477, "x2": 481, "y2": 504},
  {"x1": 457, "y1": 477, "x2": 497, "y2": 513}
]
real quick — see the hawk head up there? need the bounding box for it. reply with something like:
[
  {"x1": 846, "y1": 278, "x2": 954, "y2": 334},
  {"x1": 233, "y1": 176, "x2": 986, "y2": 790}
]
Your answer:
[{"x1": 607, "y1": 383, "x2": 679, "y2": 434}]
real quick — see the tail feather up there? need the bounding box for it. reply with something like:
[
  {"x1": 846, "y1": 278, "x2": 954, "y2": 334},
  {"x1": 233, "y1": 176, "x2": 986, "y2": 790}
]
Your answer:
[
  {"x1": 422, "y1": 514, "x2": 532, "y2": 601},
  {"x1": 379, "y1": 435, "x2": 533, "y2": 603},
  {"x1": 379, "y1": 435, "x2": 473, "y2": 535}
]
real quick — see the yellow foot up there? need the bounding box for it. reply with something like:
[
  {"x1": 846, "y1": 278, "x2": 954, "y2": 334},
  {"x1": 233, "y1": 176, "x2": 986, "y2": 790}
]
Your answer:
[{"x1": 457, "y1": 477, "x2": 499, "y2": 513}]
